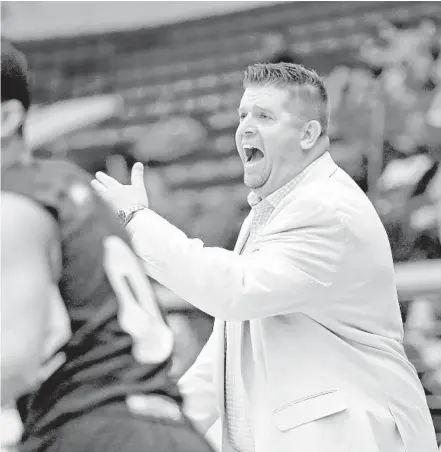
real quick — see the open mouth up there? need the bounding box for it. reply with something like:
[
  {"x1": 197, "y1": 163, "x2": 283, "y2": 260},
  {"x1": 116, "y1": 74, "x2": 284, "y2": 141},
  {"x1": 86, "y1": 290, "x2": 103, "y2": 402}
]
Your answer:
[{"x1": 244, "y1": 145, "x2": 264, "y2": 164}]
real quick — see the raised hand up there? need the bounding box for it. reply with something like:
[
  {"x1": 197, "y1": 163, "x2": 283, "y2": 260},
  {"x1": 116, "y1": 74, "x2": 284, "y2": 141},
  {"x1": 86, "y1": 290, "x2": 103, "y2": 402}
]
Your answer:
[{"x1": 91, "y1": 162, "x2": 149, "y2": 212}]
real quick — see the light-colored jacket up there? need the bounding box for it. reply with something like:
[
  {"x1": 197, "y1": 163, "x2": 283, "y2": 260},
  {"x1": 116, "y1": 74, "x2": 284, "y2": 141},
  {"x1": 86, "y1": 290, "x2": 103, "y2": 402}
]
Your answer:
[{"x1": 127, "y1": 153, "x2": 437, "y2": 452}]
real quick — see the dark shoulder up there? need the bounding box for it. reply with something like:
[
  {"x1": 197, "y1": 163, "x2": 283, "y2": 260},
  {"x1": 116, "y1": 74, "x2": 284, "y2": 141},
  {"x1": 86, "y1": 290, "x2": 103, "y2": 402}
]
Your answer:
[
  {"x1": 2, "y1": 158, "x2": 95, "y2": 218},
  {"x1": 34, "y1": 159, "x2": 110, "y2": 225}
]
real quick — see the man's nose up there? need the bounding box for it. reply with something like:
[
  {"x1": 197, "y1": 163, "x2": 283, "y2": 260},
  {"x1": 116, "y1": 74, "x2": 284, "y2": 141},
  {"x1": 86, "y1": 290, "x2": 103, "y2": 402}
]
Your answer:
[
  {"x1": 240, "y1": 117, "x2": 257, "y2": 135},
  {"x1": 244, "y1": 127, "x2": 256, "y2": 135}
]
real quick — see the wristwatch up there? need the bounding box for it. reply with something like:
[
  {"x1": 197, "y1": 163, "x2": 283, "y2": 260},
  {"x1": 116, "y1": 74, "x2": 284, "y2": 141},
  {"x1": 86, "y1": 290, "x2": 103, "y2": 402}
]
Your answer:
[{"x1": 117, "y1": 204, "x2": 147, "y2": 227}]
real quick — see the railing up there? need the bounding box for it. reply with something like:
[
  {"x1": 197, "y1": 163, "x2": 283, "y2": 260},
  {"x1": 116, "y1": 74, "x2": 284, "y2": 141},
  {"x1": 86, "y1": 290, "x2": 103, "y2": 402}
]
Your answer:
[{"x1": 395, "y1": 259, "x2": 441, "y2": 300}]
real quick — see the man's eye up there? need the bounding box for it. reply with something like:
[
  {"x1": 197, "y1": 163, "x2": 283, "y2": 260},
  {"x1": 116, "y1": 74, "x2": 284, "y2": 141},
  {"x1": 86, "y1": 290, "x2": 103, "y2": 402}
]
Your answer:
[
  {"x1": 239, "y1": 113, "x2": 247, "y2": 120},
  {"x1": 260, "y1": 113, "x2": 270, "y2": 120}
]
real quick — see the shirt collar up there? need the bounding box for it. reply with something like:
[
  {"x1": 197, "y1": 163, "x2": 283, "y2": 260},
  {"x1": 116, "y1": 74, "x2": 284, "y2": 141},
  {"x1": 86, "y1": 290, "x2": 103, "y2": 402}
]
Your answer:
[{"x1": 247, "y1": 152, "x2": 328, "y2": 209}]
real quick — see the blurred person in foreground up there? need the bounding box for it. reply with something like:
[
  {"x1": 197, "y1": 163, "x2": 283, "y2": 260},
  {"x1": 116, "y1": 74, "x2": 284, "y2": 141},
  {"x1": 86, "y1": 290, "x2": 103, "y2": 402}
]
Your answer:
[
  {"x1": 92, "y1": 62, "x2": 437, "y2": 452},
  {"x1": 0, "y1": 40, "x2": 214, "y2": 452}
]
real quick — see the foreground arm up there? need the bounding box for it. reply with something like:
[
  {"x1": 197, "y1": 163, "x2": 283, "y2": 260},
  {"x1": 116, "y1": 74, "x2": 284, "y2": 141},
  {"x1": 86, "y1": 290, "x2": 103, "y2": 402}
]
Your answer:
[
  {"x1": 1, "y1": 193, "x2": 61, "y2": 406},
  {"x1": 127, "y1": 197, "x2": 345, "y2": 321}
]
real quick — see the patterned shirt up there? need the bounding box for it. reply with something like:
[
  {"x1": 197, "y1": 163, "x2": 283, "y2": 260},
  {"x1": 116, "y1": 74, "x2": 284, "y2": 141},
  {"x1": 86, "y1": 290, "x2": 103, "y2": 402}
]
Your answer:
[
  {"x1": 246, "y1": 151, "x2": 328, "y2": 232},
  {"x1": 224, "y1": 153, "x2": 328, "y2": 452}
]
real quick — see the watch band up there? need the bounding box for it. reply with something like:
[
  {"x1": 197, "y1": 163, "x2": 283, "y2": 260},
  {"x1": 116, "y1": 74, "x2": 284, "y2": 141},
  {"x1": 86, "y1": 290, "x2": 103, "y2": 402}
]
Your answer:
[{"x1": 117, "y1": 204, "x2": 147, "y2": 227}]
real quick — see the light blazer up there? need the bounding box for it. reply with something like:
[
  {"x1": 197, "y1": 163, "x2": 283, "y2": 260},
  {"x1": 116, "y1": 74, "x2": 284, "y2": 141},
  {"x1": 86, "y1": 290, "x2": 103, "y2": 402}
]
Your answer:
[{"x1": 127, "y1": 153, "x2": 437, "y2": 452}]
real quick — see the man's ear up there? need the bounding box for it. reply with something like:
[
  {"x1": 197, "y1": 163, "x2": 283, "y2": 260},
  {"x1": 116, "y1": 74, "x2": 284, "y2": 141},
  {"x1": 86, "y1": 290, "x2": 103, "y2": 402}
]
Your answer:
[
  {"x1": 1, "y1": 99, "x2": 25, "y2": 139},
  {"x1": 300, "y1": 120, "x2": 322, "y2": 150}
]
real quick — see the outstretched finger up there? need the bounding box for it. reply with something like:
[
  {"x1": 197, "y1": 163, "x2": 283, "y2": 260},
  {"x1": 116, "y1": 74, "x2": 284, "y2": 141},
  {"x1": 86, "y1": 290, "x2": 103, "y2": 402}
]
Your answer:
[
  {"x1": 131, "y1": 162, "x2": 145, "y2": 190},
  {"x1": 91, "y1": 179, "x2": 108, "y2": 196},
  {"x1": 95, "y1": 171, "x2": 121, "y2": 188}
]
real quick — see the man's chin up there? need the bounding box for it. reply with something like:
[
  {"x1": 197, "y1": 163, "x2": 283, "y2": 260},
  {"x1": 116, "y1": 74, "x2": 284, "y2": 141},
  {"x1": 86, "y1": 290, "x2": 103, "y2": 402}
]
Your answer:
[
  {"x1": 244, "y1": 175, "x2": 263, "y2": 190},
  {"x1": 244, "y1": 173, "x2": 270, "y2": 195}
]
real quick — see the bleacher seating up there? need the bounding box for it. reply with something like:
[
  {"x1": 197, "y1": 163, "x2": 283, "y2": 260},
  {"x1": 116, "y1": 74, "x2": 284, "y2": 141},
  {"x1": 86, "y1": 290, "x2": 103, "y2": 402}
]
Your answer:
[
  {"x1": 13, "y1": 1, "x2": 441, "y2": 442},
  {"x1": 15, "y1": 1, "x2": 441, "y2": 238}
]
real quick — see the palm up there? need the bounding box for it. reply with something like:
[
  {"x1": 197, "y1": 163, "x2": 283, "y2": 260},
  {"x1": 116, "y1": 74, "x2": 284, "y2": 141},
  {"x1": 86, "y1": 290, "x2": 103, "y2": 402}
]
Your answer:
[{"x1": 91, "y1": 162, "x2": 149, "y2": 212}]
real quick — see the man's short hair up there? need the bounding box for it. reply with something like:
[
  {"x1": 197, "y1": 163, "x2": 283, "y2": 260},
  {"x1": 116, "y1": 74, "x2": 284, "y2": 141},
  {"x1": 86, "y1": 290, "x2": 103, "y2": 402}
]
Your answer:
[
  {"x1": 243, "y1": 62, "x2": 330, "y2": 136},
  {"x1": 1, "y1": 39, "x2": 31, "y2": 112}
]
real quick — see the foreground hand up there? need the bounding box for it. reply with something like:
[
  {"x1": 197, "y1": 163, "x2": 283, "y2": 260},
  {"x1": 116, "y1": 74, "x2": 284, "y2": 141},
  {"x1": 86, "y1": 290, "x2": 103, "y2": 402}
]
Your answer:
[{"x1": 91, "y1": 162, "x2": 149, "y2": 212}]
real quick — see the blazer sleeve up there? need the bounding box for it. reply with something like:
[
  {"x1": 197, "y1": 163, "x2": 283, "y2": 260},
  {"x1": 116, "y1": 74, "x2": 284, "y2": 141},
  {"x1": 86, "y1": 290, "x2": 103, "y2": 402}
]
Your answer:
[
  {"x1": 126, "y1": 197, "x2": 346, "y2": 321},
  {"x1": 178, "y1": 330, "x2": 219, "y2": 434}
]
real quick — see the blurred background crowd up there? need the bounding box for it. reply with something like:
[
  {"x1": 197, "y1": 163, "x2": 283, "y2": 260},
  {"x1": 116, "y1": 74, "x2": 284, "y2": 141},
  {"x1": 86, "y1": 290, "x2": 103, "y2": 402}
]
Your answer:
[{"x1": 2, "y1": 1, "x2": 441, "y2": 445}]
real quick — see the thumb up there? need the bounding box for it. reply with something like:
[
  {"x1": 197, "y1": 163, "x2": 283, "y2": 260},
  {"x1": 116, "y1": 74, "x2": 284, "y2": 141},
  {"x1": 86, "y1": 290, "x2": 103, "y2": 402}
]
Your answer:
[{"x1": 131, "y1": 162, "x2": 145, "y2": 191}]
